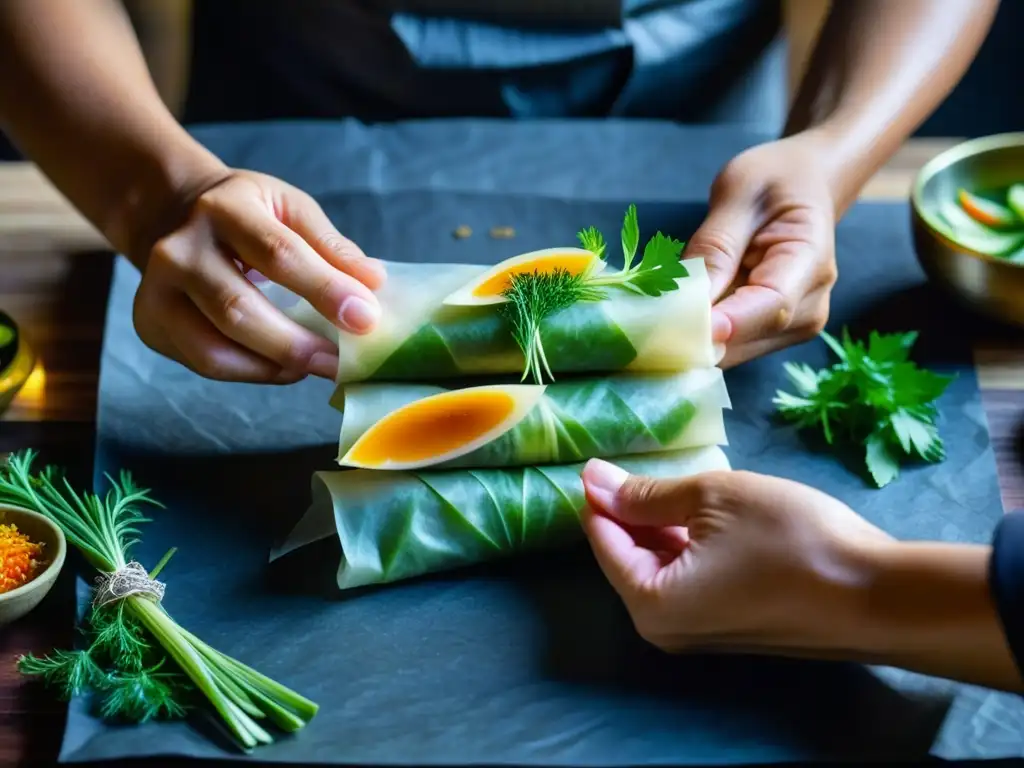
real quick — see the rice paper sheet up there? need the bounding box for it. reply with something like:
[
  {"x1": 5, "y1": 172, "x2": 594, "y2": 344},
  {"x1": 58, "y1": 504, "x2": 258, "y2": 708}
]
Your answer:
[
  {"x1": 272, "y1": 446, "x2": 731, "y2": 590},
  {"x1": 266, "y1": 257, "x2": 716, "y2": 383},
  {"x1": 337, "y1": 369, "x2": 731, "y2": 469}
]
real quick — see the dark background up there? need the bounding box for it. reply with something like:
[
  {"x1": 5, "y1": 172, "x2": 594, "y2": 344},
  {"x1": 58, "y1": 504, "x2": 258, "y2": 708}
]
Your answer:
[{"x1": 0, "y1": 0, "x2": 1020, "y2": 162}]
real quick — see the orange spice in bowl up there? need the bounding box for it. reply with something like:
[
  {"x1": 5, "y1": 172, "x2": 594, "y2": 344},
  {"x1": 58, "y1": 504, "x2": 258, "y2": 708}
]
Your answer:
[
  {"x1": 0, "y1": 504, "x2": 66, "y2": 626},
  {"x1": 0, "y1": 522, "x2": 46, "y2": 594}
]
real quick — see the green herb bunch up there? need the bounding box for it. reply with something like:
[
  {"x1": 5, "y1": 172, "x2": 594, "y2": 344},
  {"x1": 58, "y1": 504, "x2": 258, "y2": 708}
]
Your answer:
[
  {"x1": 773, "y1": 329, "x2": 955, "y2": 488},
  {"x1": 1, "y1": 451, "x2": 318, "y2": 752},
  {"x1": 500, "y1": 204, "x2": 689, "y2": 383}
]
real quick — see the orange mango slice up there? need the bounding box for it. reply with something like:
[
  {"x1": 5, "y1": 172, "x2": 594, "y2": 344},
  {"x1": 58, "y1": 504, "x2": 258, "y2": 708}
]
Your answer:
[
  {"x1": 443, "y1": 247, "x2": 604, "y2": 306},
  {"x1": 339, "y1": 384, "x2": 546, "y2": 470}
]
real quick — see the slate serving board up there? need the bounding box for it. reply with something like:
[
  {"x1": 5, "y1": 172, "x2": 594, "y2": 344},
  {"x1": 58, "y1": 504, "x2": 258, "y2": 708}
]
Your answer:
[{"x1": 59, "y1": 120, "x2": 1023, "y2": 763}]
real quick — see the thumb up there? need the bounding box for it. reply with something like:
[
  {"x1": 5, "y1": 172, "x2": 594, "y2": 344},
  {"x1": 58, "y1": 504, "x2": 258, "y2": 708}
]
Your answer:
[
  {"x1": 684, "y1": 198, "x2": 759, "y2": 303},
  {"x1": 578, "y1": 460, "x2": 673, "y2": 596},
  {"x1": 580, "y1": 460, "x2": 720, "y2": 595},
  {"x1": 582, "y1": 459, "x2": 706, "y2": 529}
]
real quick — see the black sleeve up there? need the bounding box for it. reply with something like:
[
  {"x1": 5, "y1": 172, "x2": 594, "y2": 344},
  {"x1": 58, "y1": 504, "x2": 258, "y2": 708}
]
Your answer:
[{"x1": 990, "y1": 509, "x2": 1024, "y2": 679}]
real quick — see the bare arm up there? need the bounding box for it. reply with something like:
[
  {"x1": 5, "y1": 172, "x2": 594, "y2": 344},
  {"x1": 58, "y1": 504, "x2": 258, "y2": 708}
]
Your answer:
[
  {"x1": 709, "y1": 542, "x2": 1020, "y2": 692},
  {"x1": 842, "y1": 541, "x2": 1021, "y2": 692},
  {"x1": 687, "y1": 0, "x2": 998, "y2": 367},
  {"x1": 0, "y1": 0, "x2": 385, "y2": 385},
  {"x1": 0, "y1": 0, "x2": 228, "y2": 267},
  {"x1": 786, "y1": 0, "x2": 1000, "y2": 214}
]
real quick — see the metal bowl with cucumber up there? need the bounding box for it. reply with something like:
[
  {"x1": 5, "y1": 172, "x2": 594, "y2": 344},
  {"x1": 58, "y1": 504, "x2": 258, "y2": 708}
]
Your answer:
[{"x1": 911, "y1": 133, "x2": 1024, "y2": 327}]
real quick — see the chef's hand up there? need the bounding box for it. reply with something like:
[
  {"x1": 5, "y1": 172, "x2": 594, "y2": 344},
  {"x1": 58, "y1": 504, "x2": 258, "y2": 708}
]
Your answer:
[
  {"x1": 686, "y1": 136, "x2": 838, "y2": 368},
  {"x1": 133, "y1": 170, "x2": 386, "y2": 384},
  {"x1": 579, "y1": 460, "x2": 891, "y2": 653},
  {"x1": 579, "y1": 459, "x2": 1023, "y2": 691}
]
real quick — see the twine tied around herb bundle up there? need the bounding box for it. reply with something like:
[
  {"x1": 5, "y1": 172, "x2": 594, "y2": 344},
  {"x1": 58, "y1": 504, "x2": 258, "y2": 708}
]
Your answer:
[{"x1": 92, "y1": 561, "x2": 166, "y2": 608}]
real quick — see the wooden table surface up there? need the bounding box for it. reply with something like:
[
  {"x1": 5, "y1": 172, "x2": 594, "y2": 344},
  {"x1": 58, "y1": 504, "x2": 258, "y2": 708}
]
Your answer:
[{"x1": 1, "y1": 139, "x2": 1023, "y2": 766}]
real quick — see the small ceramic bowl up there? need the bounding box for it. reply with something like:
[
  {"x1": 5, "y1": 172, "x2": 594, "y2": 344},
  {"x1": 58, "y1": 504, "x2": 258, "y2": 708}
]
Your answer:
[
  {"x1": 911, "y1": 133, "x2": 1024, "y2": 327},
  {"x1": 0, "y1": 504, "x2": 66, "y2": 626}
]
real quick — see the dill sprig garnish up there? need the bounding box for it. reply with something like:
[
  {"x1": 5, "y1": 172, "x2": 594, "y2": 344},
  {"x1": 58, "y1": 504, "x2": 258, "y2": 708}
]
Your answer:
[
  {"x1": 500, "y1": 204, "x2": 690, "y2": 383},
  {"x1": 499, "y1": 268, "x2": 604, "y2": 384}
]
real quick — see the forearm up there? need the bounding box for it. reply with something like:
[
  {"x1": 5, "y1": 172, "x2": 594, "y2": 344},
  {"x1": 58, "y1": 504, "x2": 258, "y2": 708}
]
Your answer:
[
  {"x1": 785, "y1": 0, "x2": 999, "y2": 215},
  {"x1": 0, "y1": 0, "x2": 228, "y2": 267},
  {"x1": 712, "y1": 538, "x2": 1020, "y2": 692},
  {"x1": 843, "y1": 541, "x2": 1021, "y2": 692}
]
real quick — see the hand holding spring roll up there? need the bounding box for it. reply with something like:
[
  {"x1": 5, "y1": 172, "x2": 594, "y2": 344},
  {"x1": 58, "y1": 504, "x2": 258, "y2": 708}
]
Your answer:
[
  {"x1": 580, "y1": 460, "x2": 892, "y2": 653},
  {"x1": 133, "y1": 170, "x2": 386, "y2": 383},
  {"x1": 687, "y1": 137, "x2": 838, "y2": 368}
]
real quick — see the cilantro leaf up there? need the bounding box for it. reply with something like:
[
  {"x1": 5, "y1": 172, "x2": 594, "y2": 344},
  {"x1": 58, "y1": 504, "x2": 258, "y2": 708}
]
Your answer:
[
  {"x1": 627, "y1": 232, "x2": 688, "y2": 296},
  {"x1": 889, "y1": 409, "x2": 940, "y2": 459},
  {"x1": 865, "y1": 430, "x2": 900, "y2": 488},
  {"x1": 583, "y1": 205, "x2": 688, "y2": 296},
  {"x1": 774, "y1": 328, "x2": 954, "y2": 488},
  {"x1": 772, "y1": 389, "x2": 818, "y2": 414},
  {"x1": 778, "y1": 361, "x2": 820, "y2": 396},
  {"x1": 891, "y1": 363, "x2": 954, "y2": 407},
  {"x1": 820, "y1": 330, "x2": 848, "y2": 362},
  {"x1": 868, "y1": 330, "x2": 917, "y2": 363},
  {"x1": 577, "y1": 226, "x2": 606, "y2": 258},
  {"x1": 620, "y1": 204, "x2": 640, "y2": 270}
]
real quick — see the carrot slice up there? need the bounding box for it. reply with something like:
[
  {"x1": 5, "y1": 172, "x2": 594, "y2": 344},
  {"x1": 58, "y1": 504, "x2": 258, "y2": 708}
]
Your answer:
[
  {"x1": 957, "y1": 188, "x2": 1018, "y2": 229},
  {"x1": 937, "y1": 199, "x2": 1024, "y2": 257}
]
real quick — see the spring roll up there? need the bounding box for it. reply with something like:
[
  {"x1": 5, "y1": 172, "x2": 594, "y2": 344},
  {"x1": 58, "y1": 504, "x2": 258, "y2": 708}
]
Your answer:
[
  {"x1": 271, "y1": 446, "x2": 730, "y2": 590},
  {"x1": 266, "y1": 256, "x2": 716, "y2": 384},
  {"x1": 335, "y1": 369, "x2": 730, "y2": 470}
]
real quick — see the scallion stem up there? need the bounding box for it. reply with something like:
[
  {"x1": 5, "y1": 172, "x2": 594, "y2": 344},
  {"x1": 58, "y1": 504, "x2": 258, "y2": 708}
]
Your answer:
[
  {"x1": 179, "y1": 626, "x2": 318, "y2": 719},
  {"x1": 128, "y1": 599, "x2": 256, "y2": 749}
]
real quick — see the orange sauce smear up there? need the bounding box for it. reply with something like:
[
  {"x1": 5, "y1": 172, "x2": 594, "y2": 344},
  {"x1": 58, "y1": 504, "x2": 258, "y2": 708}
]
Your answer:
[
  {"x1": 350, "y1": 390, "x2": 516, "y2": 465},
  {"x1": 472, "y1": 252, "x2": 595, "y2": 298}
]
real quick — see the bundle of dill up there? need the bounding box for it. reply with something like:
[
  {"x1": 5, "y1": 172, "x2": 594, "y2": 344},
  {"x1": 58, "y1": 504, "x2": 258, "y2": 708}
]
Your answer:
[{"x1": 0, "y1": 450, "x2": 317, "y2": 752}]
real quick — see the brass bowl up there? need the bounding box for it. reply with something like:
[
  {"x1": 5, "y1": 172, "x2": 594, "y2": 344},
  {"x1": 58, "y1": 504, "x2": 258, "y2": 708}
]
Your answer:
[
  {"x1": 0, "y1": 504, "x2": 66, "y2": 626},
  {"x1": 910, "y1": 133, "x2": 1024, "y2": 327}
]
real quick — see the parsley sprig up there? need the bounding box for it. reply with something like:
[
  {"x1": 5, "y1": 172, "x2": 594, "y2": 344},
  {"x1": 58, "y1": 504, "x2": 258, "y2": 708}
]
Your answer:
[
  {"x1": 773, "y1": 329, "x2": 955, "y2": 488},
  {"x1": 500, "y1": 204, "x2": 689, "y2": 383},
  {"x1": 583, "y1": 204, "x2": 689, "y2": 296}
]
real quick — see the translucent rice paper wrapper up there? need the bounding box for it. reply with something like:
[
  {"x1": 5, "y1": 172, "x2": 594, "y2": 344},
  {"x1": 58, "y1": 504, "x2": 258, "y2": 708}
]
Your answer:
[
  {"x1": 262, "y1": 258, "x2": 717, "y2": 383},
  {"x1": 336, "y1": 368, "x2": 731, "y2": 470},
  {"x1": 271, "y1": 446, "x2": 731, "y2": 590}
]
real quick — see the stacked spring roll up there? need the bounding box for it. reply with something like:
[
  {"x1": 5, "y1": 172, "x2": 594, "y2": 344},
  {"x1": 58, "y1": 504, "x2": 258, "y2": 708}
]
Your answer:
[{"x1": 270, "y1": 206, "x2": 733, "y2": 589}]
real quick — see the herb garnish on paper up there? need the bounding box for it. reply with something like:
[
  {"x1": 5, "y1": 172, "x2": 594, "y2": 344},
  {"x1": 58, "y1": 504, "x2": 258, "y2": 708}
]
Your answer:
[{"x1": 774, "y1": 329, "x2": 954, "y2": 488}]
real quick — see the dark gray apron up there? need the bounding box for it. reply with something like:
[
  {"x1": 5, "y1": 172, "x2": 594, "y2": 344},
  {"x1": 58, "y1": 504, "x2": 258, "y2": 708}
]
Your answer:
[{"x1": 183, "y1": 0, "x2": 786, "y2": 131}]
